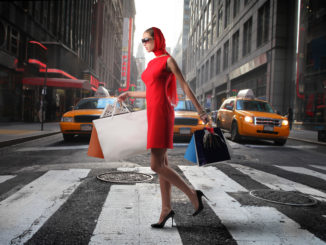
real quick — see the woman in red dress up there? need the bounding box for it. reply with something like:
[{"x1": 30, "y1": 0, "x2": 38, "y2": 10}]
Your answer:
[{"x1": 118, "y1": 27, "x2": 209, "y2": 228}]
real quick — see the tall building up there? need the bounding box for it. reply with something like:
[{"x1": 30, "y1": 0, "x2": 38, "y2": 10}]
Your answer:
[
  {"x1": 0, "y1": 1, "x2": 125, "y2": 122},
  {"x1": 186, "y1": 0, "x2": 296, "y2": 113}
]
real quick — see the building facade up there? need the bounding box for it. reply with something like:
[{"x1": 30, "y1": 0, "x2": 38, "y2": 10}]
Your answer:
[
  {"x1": 186, "y1": 0, "x2": 297, "y2": 114},
  {"x1": 0, "y1": 0, "x2": 125, "y2": 122}
]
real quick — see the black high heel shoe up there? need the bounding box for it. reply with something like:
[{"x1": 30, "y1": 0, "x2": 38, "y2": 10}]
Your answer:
[
  {"x1": 192, "y1": 190, "x2": 209, "y2": 216},
  {"x1": 151, "y1": 210, "x2": 175, "y2": 228}
]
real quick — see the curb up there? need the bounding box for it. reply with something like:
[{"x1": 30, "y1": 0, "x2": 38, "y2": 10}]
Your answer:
[
  {"x1": 288, "y1": 136, "x2": 326, "y2": 146},
  {"x1": 0, "y1": 132, "x2": 61, "y2": 148}
]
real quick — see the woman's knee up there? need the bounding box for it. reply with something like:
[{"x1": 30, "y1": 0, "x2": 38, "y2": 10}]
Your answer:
[{"x1": 150, "y1": 148, "x2": 166, "y2": 173}]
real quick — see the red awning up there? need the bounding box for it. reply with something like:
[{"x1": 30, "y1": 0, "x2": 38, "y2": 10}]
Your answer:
[{"x1": 22, "y1": 77, "x2": 92, "y2": 90}]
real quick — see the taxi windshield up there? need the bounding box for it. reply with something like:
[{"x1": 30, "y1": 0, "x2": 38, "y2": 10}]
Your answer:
[
  {"x1": 75, "y1": 98, "x2": 115, "y2": 109},
  {"x1": 174, "y1": 100, "x2": 197, "y2": 111},
  {"x1": 236, "y1": 100, "x2": 274, "y2": 113}
]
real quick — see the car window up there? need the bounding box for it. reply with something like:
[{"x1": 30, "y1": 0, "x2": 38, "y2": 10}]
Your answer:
[
  {"x1": 174, "y1": 100, "x2": 197, "y2": 111},
  {"x1": 236, "y1": 100, "x2": 274, "y2": 113},
  {"x1": 222, "y1": 100, "x2": 234, "y2": 110},
  {"x1": 75, "y1": 98, "x2": 116, "y2": 109}
]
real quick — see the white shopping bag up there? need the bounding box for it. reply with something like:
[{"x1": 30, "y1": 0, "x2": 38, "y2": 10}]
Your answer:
[{"x1": 93, "y1": 102, "x2": 148, "y2": 162}]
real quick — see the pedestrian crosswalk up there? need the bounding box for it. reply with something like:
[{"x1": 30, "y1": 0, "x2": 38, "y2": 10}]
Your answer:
[{"x1": 0, "y1": 164, "x2": 325, "y2": 244}]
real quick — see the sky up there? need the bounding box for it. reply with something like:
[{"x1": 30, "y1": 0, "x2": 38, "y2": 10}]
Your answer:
[{"x1": 133, "y1": 0, "x2": 184, "y2": 63}]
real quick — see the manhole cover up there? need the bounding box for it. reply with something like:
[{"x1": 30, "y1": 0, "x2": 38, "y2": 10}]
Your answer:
[
  {"x1": 249, "y1": 189, "x2": 318, "y2": 206},
  {"x1": 97, "y1": 171, "x2": 153, "y2": 183}
]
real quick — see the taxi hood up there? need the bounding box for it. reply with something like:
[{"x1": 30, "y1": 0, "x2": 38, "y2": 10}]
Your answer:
[
  {"x1": 63, "y1": 109, "x2": 103, "y2": 117},
  {"x1": 174, "y1": 110, "x2": 199, "y2": 118},
  {"x1": 237, "y1": 110, "x2": 287, "y2": 119}
]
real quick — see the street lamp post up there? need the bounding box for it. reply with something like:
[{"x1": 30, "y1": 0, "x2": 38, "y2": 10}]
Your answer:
[{"x1": 29, "y1": 41, "x2": 48, "y2": 131}]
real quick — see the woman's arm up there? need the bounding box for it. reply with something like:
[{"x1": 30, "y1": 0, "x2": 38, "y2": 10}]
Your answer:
[
  {"x1": 167, "y1": 57, "x2": 209, "y2": 122},
  {"x1": 117, "y1": 91, "x2": 146, "y2": 103}
]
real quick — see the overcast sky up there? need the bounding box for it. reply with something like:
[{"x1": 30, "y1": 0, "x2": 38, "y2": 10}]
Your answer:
[{"x1": 133, "y1": 0, "x2": 184, "y2": 63}]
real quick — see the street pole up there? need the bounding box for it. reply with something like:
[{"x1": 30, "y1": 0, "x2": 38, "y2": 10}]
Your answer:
[{"x1": 41, "y1": 54, "x2": 47, "y2": 131}]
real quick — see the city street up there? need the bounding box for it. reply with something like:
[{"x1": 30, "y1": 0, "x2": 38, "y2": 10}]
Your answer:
[{"x1": 0, "y1": 134, "x2": 325, "y2": 244}]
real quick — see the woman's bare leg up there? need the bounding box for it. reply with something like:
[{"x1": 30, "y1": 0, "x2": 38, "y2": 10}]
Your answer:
[
  {"x1": 157, "y1": 153, "x2": 172, "y2": 222},
  {"x1": 151, "y1": 148, "x2": 199, "y2": 215}
]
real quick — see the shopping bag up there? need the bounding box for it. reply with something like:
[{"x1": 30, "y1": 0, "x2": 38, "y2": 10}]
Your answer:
[
  {"x1": 93, "y1": 101, "x2": 148, "y2": 162},
  {"x1": 87, "y1": 126, "x2": 104, "y2": 159},
  {"x1": 184, "y1": 127, "x2": 231, "y2": 166}
]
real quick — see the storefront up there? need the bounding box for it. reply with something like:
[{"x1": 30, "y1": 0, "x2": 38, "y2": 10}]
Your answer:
[{"x1": 295, "y1": 0, "x2": 326, "y2": 131}]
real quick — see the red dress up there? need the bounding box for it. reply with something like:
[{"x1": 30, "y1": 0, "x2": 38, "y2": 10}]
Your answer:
[{"x1": 141, "y1": 55, "x2": 175, "y2": 149}]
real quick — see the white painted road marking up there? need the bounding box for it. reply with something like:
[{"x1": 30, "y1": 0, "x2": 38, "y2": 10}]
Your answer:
[
  {"x1": 180, "y1": 165, "x2": 326, "y2": 245},
  {"x1": 89, "y1": 183, "x2": 182, "y2": 245},
  {"x1": 0, "y1": 175, "x2": 16, "y2": 184},
  {"x1": 0, "y1": 169, "x2": 90, "y2": 245},
  {"x1": 275, "y1": 165, "x2": 326, "y2": 182},
  {"x1": 311, "y1": 165, "x2": 326, "y2": 171},
  {"x1": 232, "y1": 164, "x2": 326, "y2": 202},
  {"x1": 16, "y1": 145, "x2": 89, "y2": 152}
]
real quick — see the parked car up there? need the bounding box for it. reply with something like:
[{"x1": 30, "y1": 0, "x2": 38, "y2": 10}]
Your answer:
[
  {"x1": 60, "y1": 96, "x2": 117, "y2": 141},
  {"x1": 173, "y1": 99, "x2": 207, "y2": 138},
  {"x1": 216, "y1": 89, "x2": 290, "y2": 145}
]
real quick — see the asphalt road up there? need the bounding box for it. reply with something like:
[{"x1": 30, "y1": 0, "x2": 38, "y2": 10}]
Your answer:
[{"x1": 0, "y1": 134, "x2": 326, "y2": 244}]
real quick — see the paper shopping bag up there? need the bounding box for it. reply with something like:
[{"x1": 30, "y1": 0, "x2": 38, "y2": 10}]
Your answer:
[
  {"x1": 184, "y1": 134, "x2": 197, "y2": 164},
  {"x1": 184, "y1": 127, "x2": 231, "y2": 166},
  {"x1": 93, "y1": 109, "x2": 148, "y2": 162},
  {"x1": 87, "y1": 126, "x2": 104, "y2": 159}
]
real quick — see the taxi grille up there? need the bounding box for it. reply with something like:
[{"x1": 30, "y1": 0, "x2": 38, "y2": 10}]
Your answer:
[
  {"x1": 74, "y1": 115, "x2": 100, "y2": 123},
  {"x1": 255, "y1": 117, "x2": 281, "y2": 126},
  {"x1": 174, "y1": 117, "x2": 198, "y2": 126}
]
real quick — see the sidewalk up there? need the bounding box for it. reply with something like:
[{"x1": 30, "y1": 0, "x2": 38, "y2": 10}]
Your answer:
[
  {"x1": 0, "y1": 122, "x2": 61, "y2": 147},
  {"x1": 0, "y1": 122, "x2": 325, "y2": 147}
]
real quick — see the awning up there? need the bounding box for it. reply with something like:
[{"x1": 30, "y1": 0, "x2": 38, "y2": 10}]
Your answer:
[{"x1": 22, "y1": 77, "x2": 93, "y2": 90}]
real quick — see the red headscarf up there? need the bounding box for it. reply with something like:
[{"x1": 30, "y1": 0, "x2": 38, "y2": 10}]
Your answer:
[{"x1": 152, "y1": 27, "x2": 178, "y2": 107}]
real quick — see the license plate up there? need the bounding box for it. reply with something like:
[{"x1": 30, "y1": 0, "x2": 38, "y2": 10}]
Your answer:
[
  {"x1": 80, "y1": 124, "x2": 92, "y2": 131},
  {"x1": 264, "y1": 125, "x2": 274, "y2": 132},
  {"x1": 179, "y1": 128, "x2": 191, "y2": 135}
]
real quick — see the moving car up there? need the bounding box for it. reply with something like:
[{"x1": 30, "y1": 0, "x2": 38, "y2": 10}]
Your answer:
[
  {"x1": 60, "y1": 96, "x2": 117, "y2": 141},
  {"x1": 216, "y1": 89, "x2": 289, "y2": 145},
  {"x1": 173, "y1": 99, "x2": 206, "y2": 138}
]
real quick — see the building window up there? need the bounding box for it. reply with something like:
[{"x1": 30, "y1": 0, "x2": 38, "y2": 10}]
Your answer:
[
  {"x1": 257, "y1": 0, "x2": 270, "y2": 47},
  {"x1": 233, "y1": 0, "x2": 240, "y2": 18},
  {"x1": 223, "y1": 40, "x2": 229, "y2": 70},
  {"x1": 243, "y1": 17, "x2": 252, "y2": 56},
  {"x1": 217, "y1": 5, "x2": 223, "y2": 37},
  {"x1": 232, "y1": 31, "x2": 239, "y2": 64},
  {"x1": 216, "y1": 48, "x2": 221, "y2": 75},
  {"x1": 224, "y1": 0, "x2": 230, "y2": 28},
  {"x1": 9, "y1": 26, "x2": 20, "y2": 56},
  {"x1": 210, "y1": 55, "x2": 215, "y2": 79}
]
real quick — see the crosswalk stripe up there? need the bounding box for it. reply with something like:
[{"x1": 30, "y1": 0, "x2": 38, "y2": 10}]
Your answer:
[
  {"x1": 89, "y1": 183, "x2": 182, "y2": 245},
  {"x1": 231, "y1": 164, "x2": 326, "y2": 202},
  {"x1": 0, "y1": 169, "x2": 90, "y2": 245},
  {"x1": 275, "y1": 165, "x2": 326, "y2": 182},
  {"x1": 0, "y1": 175, "x2": 16, "y2": 184},
  {"x1": 180, "y1": 165, "x2": 326, "y2": 245},
  {"x1": 16, "y1": 145, "x2": 89, "y2": 152},
  {"x1": 311, "y1": 165, "x2": 326, "y2": 171}
]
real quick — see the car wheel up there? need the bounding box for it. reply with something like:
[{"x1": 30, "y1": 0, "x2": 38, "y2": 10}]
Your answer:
[
  {"x1": 274, "y1": 139, "x2": 287, "y2": 146},
  {"x1": 63, "y1": 134, "x2": 74, "y2": 142},
  {"x1": 231, "y1": 121, "x2": 241, "y2": 142}
]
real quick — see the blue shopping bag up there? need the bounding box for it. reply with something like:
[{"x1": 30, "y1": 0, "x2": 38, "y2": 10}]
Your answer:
[
  {"x1": 184, "y1": 134, "x2": 197, "y2": 164},
  {"x1": 184, "y1": 127, "x2": 231, "y2": 166}
]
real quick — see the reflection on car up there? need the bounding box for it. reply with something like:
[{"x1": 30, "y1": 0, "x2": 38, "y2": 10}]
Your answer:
[
  {"x1": 173, "y1": 100, "x2": 206, "y2": 138},
  {"x1": 60, "y1": 96, "x2": 117, "y2": 141},
  {"x1": 217, "y1": 89, "x2": 289, "y2": 145}
]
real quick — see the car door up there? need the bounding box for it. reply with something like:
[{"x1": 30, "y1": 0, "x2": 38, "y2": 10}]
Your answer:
[{"x1": 224, "y1": 99, "x2": 235, "y2": 131}]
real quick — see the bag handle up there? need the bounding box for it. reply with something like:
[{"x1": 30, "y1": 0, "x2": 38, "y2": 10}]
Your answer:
[{"x1": 100, "y1": 99, "x2": 130, "y2": 118}]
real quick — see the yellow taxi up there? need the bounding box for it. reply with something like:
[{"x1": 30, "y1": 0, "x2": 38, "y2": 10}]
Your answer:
[
  {"x1": 217, "y1": 89, "x2": 289, "y2": 145},
  {"x1": 60, "y1": 96, "x2": 117, "y2": 141},
  {"x1": 173, "y1": 99, "x2": 207, "y2": 138}
]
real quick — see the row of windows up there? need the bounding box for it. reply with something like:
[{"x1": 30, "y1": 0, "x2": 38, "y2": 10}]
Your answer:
[{"x1": 190, "y1": 0, "x2": 270, "y2": 82}]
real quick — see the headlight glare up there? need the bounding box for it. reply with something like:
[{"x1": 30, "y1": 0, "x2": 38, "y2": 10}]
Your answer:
[
  {"x1": 282, "y1": 120, "x2": 289, "y2": 126},
  {"x1": 61, "y1": 117, "x2": 74, "y2": 122},
  {"x1": 244, "y1": 116, "x2": 253, "y2": 123}
]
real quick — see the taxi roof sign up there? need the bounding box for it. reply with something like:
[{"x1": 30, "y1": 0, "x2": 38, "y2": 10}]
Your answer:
[{"x1": 237, "y1": 89, "x2": 255, "y2": 99}]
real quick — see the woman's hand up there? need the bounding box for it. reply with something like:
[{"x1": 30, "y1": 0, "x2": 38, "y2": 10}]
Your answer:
[{"x1": 117, "y1": 92, "x2": 129, "y2": 103}]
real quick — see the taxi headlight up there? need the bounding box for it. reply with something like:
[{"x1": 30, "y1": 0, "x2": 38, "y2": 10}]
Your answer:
[
  {"x1": 61, "y1": 117, "x2": 74, "y2": 122},
  {"x1": 244, "y1": 116, "x2": 253, "y2": 123},
  {"x1": 198, "y1": 119, "x2": 205, "y2": 125},
  {"x1": 282, "y1": 119, "x2": 289, "y2": 126}
]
